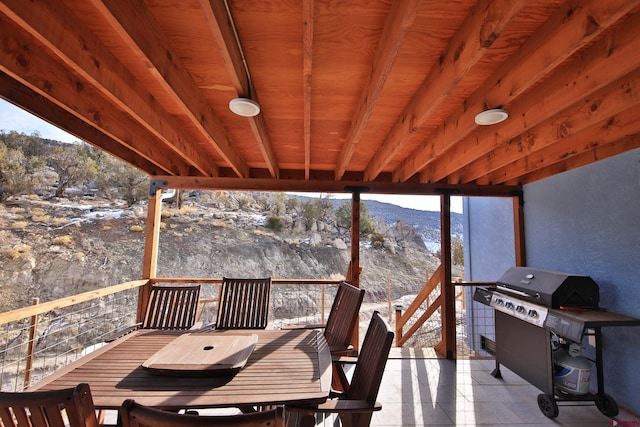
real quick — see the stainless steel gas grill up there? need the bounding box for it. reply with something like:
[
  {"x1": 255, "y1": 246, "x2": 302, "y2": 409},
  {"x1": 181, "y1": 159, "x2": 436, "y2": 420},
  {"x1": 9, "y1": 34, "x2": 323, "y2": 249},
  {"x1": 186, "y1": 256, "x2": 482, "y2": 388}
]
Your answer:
[{"x1": 473, "y1": 266, "x2": 640, "y2": 419}]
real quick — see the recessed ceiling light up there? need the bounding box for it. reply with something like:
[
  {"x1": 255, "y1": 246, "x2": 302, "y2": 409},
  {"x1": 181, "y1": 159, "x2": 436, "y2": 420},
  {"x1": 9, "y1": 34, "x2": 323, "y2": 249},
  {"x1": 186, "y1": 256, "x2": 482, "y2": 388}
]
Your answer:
[
  {"x1": 474, "y1": 108, "x2": 509, "y2": 125},
  {"x1": 229, "y1": 98, "x2": 261, "y2": 117}
]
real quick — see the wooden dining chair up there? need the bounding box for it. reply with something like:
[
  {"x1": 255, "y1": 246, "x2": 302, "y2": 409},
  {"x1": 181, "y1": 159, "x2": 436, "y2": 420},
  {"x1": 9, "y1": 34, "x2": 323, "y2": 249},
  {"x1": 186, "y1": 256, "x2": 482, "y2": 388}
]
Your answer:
[
  {"x1": 322, "y1": 281, "x2": 365, "y2": 355},
  {"x1": 215, "y1": 277, "x2": 271, "y2": 329},
  {"x1": 286, "y1": 311, "x2": 394, "y2": 427},
  {"x1": 119, "y1": 400, "x2": 284, "y2": 427},
  {"x1": 0, "y1": 383, "x2": 99, "y2": 427},
  {"x1": 142, "y1": 284, "x2": 201, "y2": 330},
  {"x1": 106, "y1": 284, "x2": 201, "y2": 341},
  {"x1": 283, "y1": 281, "x2": 365, "y2": 355}
]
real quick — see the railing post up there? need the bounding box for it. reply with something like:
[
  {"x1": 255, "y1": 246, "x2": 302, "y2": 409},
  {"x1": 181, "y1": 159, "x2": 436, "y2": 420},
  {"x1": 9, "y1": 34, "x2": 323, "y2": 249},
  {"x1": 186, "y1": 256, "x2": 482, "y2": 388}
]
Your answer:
[
  {"x1": 321, "y1": 284, "x2": 326, "y2": 323},
  {"x1": 387, "y1": 272, "x2": 392, "y2": 321},
  {"x1": 394, "y1": 304, "x2": 403, "y2": 347},
  {"x1": 24, "y1": 297, "x2": 39, "y2": 389}
]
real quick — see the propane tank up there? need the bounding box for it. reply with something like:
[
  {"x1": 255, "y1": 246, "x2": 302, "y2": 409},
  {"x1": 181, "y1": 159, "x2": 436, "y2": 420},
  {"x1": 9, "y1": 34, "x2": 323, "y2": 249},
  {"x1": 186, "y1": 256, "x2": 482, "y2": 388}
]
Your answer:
[{"x1": 553, "y1": 342, "x2": 591, "y2": 395}]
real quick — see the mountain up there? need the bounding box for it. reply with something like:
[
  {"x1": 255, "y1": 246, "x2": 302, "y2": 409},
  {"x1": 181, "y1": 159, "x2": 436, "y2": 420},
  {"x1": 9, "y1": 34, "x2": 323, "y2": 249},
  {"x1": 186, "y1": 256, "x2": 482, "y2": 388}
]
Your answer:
[
  {"x1": 358, "y1": 199, "x2": 463, "y2": 252},
  {"x1": 293, "y1": 195, "x2": 463, "y2": 253}
]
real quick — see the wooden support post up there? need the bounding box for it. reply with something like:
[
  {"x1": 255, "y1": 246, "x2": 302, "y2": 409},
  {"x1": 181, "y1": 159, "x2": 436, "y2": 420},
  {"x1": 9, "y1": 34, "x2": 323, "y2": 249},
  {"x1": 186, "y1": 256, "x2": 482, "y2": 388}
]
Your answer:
[
  {"x1": 387, "y1": 272, "x2": 392, "y2": 322},
  {"x1": 440, "y1": 193, "x2": 456, "y2": 360},
  {"x1": 24, "y1": 297, "x2": 39, "y2": 388},
  {"x1": 513, "y1": 192, "x2": 527, "y2": 266},
  {"x1": 139, "y1": 182, "x2": 163, "y2": 323},
  {"x1": 349, "y1": 192, "x2": 361, "y2": 287},
  {"x1": 348, "y1": 191, "x2": 362, "y2": 350},
  {"x1": 395, "y1": 304, "x2": 403, "y2": 347}
]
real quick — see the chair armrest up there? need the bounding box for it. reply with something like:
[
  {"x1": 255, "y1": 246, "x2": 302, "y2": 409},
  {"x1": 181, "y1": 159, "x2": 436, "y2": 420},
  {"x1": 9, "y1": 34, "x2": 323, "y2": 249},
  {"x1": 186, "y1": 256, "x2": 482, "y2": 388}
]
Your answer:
[
  {"x1": 329, "y1": 345, "x2": 355, "y2": 357},
  {"x1": 103, "y1": 323, "x2": 141, "y2": 342},
  {"x1": 287, "y1": 400, "x2": 382, "y2": 414},
  {"x1": 189, "y1": 321, "x2": 204, "y2": 330},
  {"x1": 332, "y1": 355, "x2": 358, "y2": 364},
  {"x1": 194, "y1": 322, "x2": 216, "y2": 332},
  {"x1": 281, "y1": 323, "x2": 326, "y2": 330}
]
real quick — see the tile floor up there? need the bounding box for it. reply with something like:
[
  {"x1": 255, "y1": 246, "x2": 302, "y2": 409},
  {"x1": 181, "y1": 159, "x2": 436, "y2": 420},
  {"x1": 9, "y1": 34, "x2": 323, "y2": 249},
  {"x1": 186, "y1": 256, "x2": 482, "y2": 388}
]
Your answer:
[{"x1": 363, "y1": 349, "x2": 640, "y2": 427}]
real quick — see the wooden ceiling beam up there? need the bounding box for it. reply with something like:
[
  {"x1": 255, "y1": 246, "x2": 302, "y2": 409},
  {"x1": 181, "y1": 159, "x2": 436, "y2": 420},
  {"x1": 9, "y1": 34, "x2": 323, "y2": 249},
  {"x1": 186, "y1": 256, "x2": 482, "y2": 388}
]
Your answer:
[
  {"x1": 94, "y1": 0, "x2": 250, "y2": 178},
  {"x1": 334, "y1": 0, "x2": 420, "y2": 180},
  {"x1": 199, "y1": 0, "x2": 249, "y2": 94},
  {"x1": 0, "y1": 20, "x2": 190, "y2": 175},
  {"x1": 517, "y1": 132, "x2": 640, "y2": 185},
  {"x1": 0, "y1": 73, "x2": 164, "y2": 174},
  {"x1": 151, "y1": 175, "x2": 521, "y2": 197},
  {"x1": 0, "y1": 0, "x2": 217, "y2": 177},
  {"x1": 395, "y1": 0, "x2": 639, "y2": 183},
  {"x1": 200, "y1": 0, "x2": 279, "y2": 179},
  {"x1": 485, "y1": 103, "x2": 640, "y2": 185},
  {"x1": 363, "y1": 0, "x2": 527, "y2": 181},
  {"x1": 426, "y1": 6, "x2": 640, "y2": 183},
  {"x1": 303, "y1": 0, "x2": 314, "y2": 180},
  {"x1": 456, "y1": 67, "x2": 640, "y2": 184}
]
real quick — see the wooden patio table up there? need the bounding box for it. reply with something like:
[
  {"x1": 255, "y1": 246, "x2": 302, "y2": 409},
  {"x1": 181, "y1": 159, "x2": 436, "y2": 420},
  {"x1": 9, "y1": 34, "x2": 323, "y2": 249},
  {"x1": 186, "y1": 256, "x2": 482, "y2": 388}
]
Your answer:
[{"x1": 29, "y1": 328, "x2": 332, "y2": 411}]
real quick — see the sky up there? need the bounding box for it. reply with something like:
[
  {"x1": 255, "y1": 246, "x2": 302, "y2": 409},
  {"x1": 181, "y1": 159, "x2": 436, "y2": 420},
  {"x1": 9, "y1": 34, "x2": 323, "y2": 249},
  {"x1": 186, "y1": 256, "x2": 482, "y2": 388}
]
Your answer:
[
  {"x1": 0, "y1": 99, "x2": 462, "y2": 213},
  {"x1": 0, "y1": 98, "x2": 82, "y2": 143}
]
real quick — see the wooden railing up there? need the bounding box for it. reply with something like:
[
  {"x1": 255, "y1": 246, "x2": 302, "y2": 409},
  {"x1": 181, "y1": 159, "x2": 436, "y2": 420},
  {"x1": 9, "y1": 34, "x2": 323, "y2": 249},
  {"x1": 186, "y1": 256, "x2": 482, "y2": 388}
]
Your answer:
[
  {"x1": 394, "y1": 269, "x2": 498, "y2": 354},
  {"x1": 0, "y1": 278, "x2": 342, "y2": 392},
  {"x1": 394, "y1": 265, "x2": 444, "y2": 347}
]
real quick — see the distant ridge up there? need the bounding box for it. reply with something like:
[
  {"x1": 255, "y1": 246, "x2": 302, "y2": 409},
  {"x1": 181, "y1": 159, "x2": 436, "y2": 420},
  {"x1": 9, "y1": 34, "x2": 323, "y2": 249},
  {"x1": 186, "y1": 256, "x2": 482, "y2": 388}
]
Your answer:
[{"x1": 294, "y1": 195, "x2": 463, "y2": 252}]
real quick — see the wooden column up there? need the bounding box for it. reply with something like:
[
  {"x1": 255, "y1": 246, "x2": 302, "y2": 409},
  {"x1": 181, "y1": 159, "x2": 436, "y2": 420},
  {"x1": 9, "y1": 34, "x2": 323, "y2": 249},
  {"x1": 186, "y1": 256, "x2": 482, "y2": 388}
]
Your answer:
[
  {"x1": 513, "y1": 192, "x2": 527, "y2": 266},
  {"x1": 349, "y1": 192, "x2": 361, "y2": 287},
  {"x1": 138, "y1": 182, "x2": 163, "y2": 323},
  {"x1": 348, "y1": 191, "x2": 362, "y2": 350},
  {"x1": 440, "y1": 193, "x2": 456, "y2": 360}
]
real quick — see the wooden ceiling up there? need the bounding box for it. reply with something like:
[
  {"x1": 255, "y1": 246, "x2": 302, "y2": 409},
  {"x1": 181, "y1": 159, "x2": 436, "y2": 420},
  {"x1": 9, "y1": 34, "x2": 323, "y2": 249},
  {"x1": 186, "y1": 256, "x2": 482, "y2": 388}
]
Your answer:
[{"x1": 2, "y1": 0, "x2": 640, "y2": 196}]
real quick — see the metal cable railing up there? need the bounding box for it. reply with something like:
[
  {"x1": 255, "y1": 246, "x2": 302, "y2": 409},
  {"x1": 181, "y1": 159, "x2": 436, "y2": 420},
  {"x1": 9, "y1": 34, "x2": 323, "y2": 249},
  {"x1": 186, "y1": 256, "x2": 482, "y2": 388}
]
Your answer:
[{"x1": 0, "y1": 279, "x2": 341, "y2": 392}]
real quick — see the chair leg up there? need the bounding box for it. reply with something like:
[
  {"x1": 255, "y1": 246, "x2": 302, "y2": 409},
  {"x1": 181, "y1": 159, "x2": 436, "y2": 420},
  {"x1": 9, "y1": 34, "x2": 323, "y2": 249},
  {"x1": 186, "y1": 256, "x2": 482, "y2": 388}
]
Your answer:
[{"x1": 332, "y1": 363, "x2": 350, "y2": 392}]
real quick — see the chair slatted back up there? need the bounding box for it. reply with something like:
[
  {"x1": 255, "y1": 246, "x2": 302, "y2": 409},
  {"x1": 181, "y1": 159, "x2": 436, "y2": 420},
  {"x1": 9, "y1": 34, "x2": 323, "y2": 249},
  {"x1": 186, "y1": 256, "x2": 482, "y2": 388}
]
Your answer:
[
  {"x1": 120, "y1": 399, "x2": 283, "y2": 427},
  {"x1": 344, "y1": 311, "x2": 394, "y2": 427},
  {"x1": 216, "y1": 278, "x2": 271, "y2": 329},
  {"x1": 0, "y1": 383, "x2": 98, "y2": 427},
  {"x1": 323, "y1": 281, "x2": 365, "y2": 350},
  {"x1": 143, "y1": 285, "x2": 201, "y2": 330}
]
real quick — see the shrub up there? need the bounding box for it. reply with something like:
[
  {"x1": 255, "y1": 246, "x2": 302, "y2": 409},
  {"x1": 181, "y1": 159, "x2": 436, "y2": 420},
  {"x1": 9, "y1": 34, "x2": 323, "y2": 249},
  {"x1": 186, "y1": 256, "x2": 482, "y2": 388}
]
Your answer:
[
  {"x1": 32, "y1": 214, "x2": 51, "y2": 223},
  {"x1": 53, "y1": 235, "x2": 72, "y2": 245},
  {"x1": 52, "y1": 217, "x2": 68, "y2": 226},
  {"x1": 452, "y1": 237, "x2": 464, "y2": 265},
  {"x1": 266, "y1": 216, "x2": 283, "y2": 231},
  {"x1": 370, "y1": 232, "x2": 385, "y2": 249},
  {"x1": 15, "y1": 245, "x2": 31, "y2": 253},
  {"x1": 4, "y1": 249, "x2": 20, "y2": 259},
  {"x1": 11, "y1": 221, "x2": 28, "y2": 229},
  {"x1": 129, "y1": 225, "x2": 143, "y2": 232}
]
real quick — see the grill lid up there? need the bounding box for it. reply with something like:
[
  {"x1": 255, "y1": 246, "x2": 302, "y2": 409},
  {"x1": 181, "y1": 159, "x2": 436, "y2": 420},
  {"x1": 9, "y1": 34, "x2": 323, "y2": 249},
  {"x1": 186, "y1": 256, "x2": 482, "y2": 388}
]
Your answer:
[{"x1": 496, "y1": 267, "x2": 599, "y2": 309}]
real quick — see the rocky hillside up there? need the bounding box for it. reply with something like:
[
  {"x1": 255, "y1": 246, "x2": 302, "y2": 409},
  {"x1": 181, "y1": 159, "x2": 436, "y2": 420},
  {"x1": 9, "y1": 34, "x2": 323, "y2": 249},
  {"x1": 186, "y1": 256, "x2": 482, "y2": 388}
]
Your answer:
[{"x1": 0, "y1": 192, "x2": 461, "y2": 314}]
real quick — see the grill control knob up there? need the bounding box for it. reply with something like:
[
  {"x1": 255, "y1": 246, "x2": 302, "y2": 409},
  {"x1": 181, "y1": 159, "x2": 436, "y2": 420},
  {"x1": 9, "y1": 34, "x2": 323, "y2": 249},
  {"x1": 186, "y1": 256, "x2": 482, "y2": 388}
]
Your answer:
[
  {"x1": 505, "y1": 302, "x2": 514, "y2": 310},
  {"x1": 516, "y1": 305, "x2": 526, "y2": 313},
  {"x1": 528, "y1": 309, "x2": 538, "y2": 318},
  {"x1": 493, "y1": 298, "x2": 504, "y2": 306}
]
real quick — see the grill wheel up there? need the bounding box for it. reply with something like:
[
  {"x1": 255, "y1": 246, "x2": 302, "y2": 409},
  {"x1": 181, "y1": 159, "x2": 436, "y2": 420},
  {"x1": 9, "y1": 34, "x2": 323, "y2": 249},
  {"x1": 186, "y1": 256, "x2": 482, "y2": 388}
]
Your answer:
[
  {"x1": 537, "y1": 393, "x2": 559, "y2": 418},
  {"x1": 595, "y1": 393, "x2": 619, "y2": 417}
]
